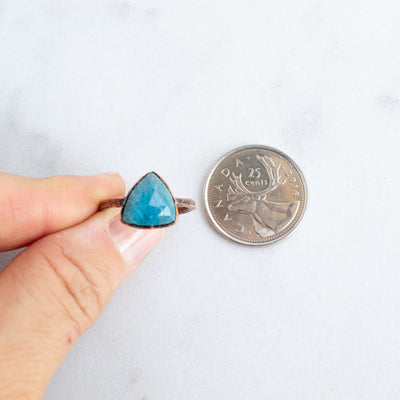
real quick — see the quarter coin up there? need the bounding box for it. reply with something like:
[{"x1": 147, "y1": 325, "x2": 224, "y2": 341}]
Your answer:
[{"x1": 204, "y1": 145, "x2": 307, "y2": 246}]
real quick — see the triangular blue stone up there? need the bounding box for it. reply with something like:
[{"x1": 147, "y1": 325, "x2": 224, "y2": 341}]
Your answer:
[{"x1": 121, "y1": 172, "x2": 177, "y2": 228}]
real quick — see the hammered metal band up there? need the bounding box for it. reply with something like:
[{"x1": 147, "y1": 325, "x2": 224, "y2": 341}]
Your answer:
[{"x1": 99, "y1": 197, "x2": 196, "y2": 214}]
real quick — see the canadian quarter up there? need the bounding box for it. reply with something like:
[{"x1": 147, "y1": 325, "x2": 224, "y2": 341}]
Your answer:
[{"x1": 204, "y1": 145, "x2": 307, "y2": 246}]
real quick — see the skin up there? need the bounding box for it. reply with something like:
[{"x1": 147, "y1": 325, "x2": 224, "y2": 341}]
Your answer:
[{"x1": 0, "y1": 172, "x2": 163, "y2": 400}]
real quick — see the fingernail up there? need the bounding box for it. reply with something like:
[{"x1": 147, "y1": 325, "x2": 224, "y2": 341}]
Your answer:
[
  {"x1": 95, "y1": 172, "x2": 121, "y2": 177},
  {"x1": 108, "y1": 214, "x2": 164, "y2": 267}
]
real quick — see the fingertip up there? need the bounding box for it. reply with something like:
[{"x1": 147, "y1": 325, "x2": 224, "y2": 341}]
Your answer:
[{"x1": 0, "y1": 172, "x2": 127, "y2": 251}]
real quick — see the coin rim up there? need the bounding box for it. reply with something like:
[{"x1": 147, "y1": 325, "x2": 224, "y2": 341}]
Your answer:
[{"x1": 204, "y1": 144, "x2": 308, "y2": 246}]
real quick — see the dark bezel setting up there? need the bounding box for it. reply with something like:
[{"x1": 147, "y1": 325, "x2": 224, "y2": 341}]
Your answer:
[{"x1": 120, "y1": 171, "x2": 179, "y2": 229}]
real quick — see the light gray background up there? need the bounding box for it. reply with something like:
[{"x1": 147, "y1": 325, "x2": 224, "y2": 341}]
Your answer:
[{"x1": 1, "y1": 0, "x2": 399, "y2": 399}]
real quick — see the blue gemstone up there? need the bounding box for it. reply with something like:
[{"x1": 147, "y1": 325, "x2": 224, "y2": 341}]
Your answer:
[{"x1": 121, "y1": 172, "x2": 177, "y2": 227}]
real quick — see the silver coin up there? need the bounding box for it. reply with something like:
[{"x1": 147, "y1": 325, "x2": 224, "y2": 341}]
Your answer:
[{"x1": 204, "y1": 145, "x2": 307, "y2": 246}]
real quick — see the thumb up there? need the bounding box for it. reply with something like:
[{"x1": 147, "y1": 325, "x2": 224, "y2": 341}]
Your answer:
[{"x1": 0, "y1": 207, "x2": 163, "y2": 400}]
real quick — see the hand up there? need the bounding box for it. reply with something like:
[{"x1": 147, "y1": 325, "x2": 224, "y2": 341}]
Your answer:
[{"x1": 0, "y1": 172, "x2": 163, "y2": 400}]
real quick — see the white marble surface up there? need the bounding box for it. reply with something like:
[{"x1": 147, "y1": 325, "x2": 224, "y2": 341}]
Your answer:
[{"x1": 1, "y1": 0, "x2": 400, "y2": 399}]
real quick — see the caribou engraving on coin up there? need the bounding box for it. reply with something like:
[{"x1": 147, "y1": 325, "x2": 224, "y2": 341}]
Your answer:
[
  {"x1": 227, "y1": 154, "x2": 300, "y2": 238},
  {"x1": 205, "y1": 145, "x2": 307, "y2": 246}
]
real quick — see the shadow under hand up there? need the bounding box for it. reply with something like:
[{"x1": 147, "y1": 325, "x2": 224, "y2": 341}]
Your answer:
[{"x1": 0, "y1": 248, "x2": 24, "y2": 272}]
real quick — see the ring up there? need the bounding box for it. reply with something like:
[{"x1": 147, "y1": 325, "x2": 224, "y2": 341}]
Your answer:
[{"x1": 98, "y1": 171, "x2": 196, "y2": 229}]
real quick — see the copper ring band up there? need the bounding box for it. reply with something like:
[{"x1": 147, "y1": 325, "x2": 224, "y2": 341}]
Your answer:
[{"x1": 98, "y1": 197, "x2": 196, "y2": 215}]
